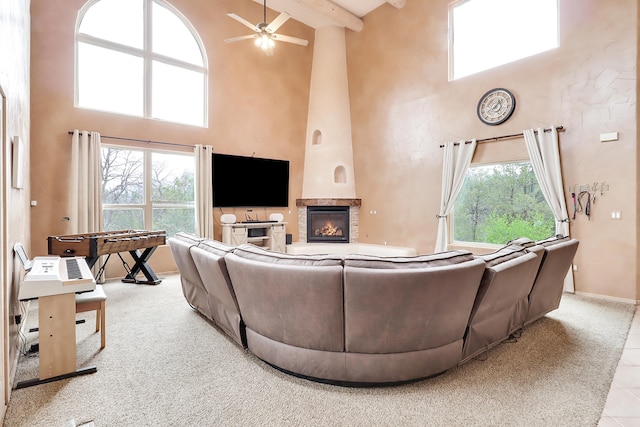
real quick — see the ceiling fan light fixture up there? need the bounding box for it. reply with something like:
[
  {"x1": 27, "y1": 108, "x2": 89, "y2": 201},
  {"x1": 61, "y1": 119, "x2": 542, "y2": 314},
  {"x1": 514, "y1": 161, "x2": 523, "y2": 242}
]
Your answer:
[
  {"x1": 255, "y1": 34, "x2": 274, "y2": 50},
  {"x1": 225, "y1": 0, "x2": 308, "y2": 54}
]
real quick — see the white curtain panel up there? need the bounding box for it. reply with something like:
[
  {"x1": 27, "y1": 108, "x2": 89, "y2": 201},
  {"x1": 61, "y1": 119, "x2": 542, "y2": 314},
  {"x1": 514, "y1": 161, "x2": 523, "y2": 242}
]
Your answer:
[
  {"x1": 194, "y1": 144, "x2": 214, "y2": 238},
  {"x1": 435, "y1": 139, "x2": 477, "y2": 253},
  {"x1": 70, "y1": 130, "x2": 104, "y2": 280},
  {"x1": 523, "y1": 127, "x2": 575, "y2": 293},
  {"x1": 70, "y1": 130, "x2": 103, "y2": 234}
]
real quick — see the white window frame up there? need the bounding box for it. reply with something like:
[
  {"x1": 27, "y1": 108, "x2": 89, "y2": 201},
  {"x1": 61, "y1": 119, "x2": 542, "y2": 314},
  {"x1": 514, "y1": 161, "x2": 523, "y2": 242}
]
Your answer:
[
  {"x1": 101, "y1": 144, "x2": 195, "y2": 234},
  {"x1": 75, "y1": 0, "x2": 208, "y2": 127}
]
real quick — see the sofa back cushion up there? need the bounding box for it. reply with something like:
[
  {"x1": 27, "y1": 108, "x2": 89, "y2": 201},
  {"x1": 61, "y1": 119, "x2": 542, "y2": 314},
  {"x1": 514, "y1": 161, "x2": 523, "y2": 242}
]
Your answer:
[
  {"x1": 343, "y1": 256, "x2": 485, "y2": 354},
  {"x1": 168, "y1": 233, "x2": 208, "y2": 281},
  {"x1": 197, "y1": 238, "x2": 235, "y2": 257},
  {"x1": 189, "y1": 240, "x2": 237, "y2": 312},
  {"x1": 470, "y1": 247, "x2": 541, "y2": 326},
  {"x1": 536, "y1": 234, "x2": 570, "y2": 247},
  {"x1": 479, "y1": 245, "x2": 530, "y2": 267},
  {"x1": 168, "y1": 233, "x2": 208, "y2": 313},
  {"x1": 525, "y1": 238, "x2": 579, "y2": 324},
  {"x1": 232, "y1": 244, "x2": 343, "y2": 266},
  {"x1": 343, "y1": 250, "x2": 474, "y2": 269},
  {"x1": 225, "y1": 246, "x2": 345, "y2": 352}
]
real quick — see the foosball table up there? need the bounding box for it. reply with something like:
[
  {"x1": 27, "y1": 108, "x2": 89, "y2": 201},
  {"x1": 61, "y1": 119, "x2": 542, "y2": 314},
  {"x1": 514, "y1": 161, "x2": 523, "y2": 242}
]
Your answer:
[{"x1": 48, "y1": 230, "x2": 167, "y2": 285}]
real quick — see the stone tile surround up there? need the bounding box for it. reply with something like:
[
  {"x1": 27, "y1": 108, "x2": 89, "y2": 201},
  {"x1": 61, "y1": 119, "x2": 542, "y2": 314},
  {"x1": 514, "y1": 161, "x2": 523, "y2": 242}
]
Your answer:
[{"x1": 296, "y1": 199, "x2": 361, "y2": 244}]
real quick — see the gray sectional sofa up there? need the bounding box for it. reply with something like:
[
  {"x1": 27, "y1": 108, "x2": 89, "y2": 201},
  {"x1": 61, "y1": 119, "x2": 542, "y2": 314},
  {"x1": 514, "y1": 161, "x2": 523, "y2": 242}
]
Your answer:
[{"x1": 168, "y1": 233, "x2": 579, "y2": 386}]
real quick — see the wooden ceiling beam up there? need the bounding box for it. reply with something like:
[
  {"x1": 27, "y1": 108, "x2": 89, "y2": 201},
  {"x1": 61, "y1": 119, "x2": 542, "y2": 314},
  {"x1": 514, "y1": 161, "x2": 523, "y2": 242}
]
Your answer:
[
  {"x1": 292, "y1": 0, "x2": 364, "y2": 32},
  {"x1": 386, "y1": 0, "x2": 406, "y2": 8}
]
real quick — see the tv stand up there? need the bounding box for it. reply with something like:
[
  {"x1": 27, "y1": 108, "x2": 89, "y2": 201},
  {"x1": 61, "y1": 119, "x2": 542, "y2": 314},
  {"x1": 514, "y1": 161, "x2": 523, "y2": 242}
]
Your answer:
[{"x1": 222, "y1": 222, "x2": 287, "y2": 252}]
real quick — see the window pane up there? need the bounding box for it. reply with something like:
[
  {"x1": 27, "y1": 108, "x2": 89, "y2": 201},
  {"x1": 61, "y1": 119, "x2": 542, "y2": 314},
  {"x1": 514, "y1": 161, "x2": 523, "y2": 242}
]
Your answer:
[
  {"x1": 453, "y1": 162, "x2": 555, "y2": 244},
  {"x1": 152, "y1": 1, "x2": 204, "y2": 66},
  {"x1": 152, "y1": 61, "x2": 205, "y2": 126},
  {"x1": 79, "y1": 0, "x2": 143, "y2": 49},
  {"x1": 151, "y1": 152, "x2": 195, "y2": 203},
  {"x1": 78, "y1": 43, "x2": 144, "y2": 116},
  {"x1": 153, "y1": 207, "x2": 195, "y2": 236},
  {"x1": 451, "y1": 0, "x2": 558, "y2": 79},
  {"x1": 101, "y1": 147, "x2": 144, "y2": 204},
  {"x1": 103, "y1": 208, "x2": 144, "y2": 231}
]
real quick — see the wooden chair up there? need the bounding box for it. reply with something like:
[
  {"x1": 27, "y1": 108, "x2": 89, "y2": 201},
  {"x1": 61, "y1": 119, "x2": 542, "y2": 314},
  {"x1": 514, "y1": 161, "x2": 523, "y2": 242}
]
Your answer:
[{"x1": 75, "y1": 285, "x2": 107, "y2": 349}]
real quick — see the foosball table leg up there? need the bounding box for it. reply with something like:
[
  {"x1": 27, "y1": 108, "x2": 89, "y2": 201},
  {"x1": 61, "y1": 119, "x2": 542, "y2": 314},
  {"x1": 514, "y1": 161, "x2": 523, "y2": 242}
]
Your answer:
[{"x1": 121, "y1": 247, "x2": 162, "y2": 285}]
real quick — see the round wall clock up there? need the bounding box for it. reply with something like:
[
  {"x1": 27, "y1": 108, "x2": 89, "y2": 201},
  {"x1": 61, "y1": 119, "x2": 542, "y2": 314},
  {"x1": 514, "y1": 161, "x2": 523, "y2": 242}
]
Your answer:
[{"x1": 477, "y1": 88, "x2": 516, "y2": 126}]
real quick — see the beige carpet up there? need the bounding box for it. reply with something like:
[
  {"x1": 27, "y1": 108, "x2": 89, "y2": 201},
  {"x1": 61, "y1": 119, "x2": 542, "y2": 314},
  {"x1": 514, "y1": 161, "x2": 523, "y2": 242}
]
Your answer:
[{"x1": 4, "y1": 274, "x2": 635, "y2": 427}]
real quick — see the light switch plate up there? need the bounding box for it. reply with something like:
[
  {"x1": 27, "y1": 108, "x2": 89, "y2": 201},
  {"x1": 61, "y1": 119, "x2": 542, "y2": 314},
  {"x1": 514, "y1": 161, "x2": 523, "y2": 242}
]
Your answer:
[{"x1": 600, "y1": 132, "x2": 619, "y2": 142}]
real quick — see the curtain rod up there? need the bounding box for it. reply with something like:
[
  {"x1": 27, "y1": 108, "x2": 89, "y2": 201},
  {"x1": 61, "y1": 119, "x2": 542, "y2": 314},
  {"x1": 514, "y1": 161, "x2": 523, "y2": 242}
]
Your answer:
[
  {"x1": 439, "y1": 126, "x2": 564, "y2": 148},
  {"x1": 68, "y1": 131, "x2": 194, "y2": 149}
]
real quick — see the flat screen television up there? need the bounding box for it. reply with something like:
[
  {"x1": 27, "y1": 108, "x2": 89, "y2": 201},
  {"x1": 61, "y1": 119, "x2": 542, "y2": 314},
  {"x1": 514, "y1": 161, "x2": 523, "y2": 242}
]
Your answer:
[{"x1": 212, "y1": 153, "x2": 290, "y2": 208}]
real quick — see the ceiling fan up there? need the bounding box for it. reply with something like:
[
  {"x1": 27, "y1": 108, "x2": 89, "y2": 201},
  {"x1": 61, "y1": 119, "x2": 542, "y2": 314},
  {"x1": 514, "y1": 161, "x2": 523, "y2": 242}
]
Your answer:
[{"x1": 224, "y1": 0, "x2": 309, "y2": 56}]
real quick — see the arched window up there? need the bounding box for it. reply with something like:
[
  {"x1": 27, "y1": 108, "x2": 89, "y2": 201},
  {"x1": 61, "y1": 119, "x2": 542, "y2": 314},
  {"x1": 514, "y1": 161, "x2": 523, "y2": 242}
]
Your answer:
[{"x1": 76, "y1": 0, "x2": 207, "y2": 127}]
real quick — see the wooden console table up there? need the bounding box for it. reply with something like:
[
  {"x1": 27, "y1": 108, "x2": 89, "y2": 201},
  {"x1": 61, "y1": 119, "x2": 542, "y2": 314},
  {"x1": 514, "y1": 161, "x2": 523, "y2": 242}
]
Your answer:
[{"x1": 222, "y1": 222, "x2": 287, "y2": 252}]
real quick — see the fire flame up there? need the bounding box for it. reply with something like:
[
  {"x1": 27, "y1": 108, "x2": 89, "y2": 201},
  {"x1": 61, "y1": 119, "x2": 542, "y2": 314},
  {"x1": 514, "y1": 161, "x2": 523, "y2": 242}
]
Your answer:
[
  {"x1": 320, "y1": 221, "x2": 338, "y2": 236},
  {"x1": 314, "y1": 221, "x2": 343, "y2": 237}
]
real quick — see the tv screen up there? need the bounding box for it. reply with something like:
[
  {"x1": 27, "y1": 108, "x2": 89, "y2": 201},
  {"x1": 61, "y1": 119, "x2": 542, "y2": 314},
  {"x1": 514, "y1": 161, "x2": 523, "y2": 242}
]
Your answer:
[{"x1": 212, "y1": 153, "x2": 290, "y2": 208}]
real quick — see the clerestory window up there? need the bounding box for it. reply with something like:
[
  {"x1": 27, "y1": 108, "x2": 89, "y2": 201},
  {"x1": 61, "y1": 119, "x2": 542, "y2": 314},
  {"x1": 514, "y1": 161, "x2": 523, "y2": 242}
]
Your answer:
[
  {"x1": 449, "y1": 0, "x2": 559, "y2": 80},
  {"x1": 76, "y1": 0, "x2": 207, "y2": 127}
]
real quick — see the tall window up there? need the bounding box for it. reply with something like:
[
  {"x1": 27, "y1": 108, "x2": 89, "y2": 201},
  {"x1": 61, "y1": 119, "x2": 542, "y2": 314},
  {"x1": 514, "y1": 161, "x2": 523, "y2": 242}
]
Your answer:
[
  {"x1": 452, "y1": 161, "x2": 555, "y2": 245},
  {"x1": 101, "y1": 146, "x2": 195, "y2": 237},
  {"x1": 76, "y1": 0, "x2": 207, "y2": 126},
  {"x1": 449, "y1": 0, "x2": 558, "y2": 80}
]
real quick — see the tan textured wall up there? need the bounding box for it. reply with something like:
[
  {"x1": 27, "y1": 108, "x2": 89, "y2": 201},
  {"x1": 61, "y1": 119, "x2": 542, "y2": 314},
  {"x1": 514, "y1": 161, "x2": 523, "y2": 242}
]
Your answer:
[
  {"x1": 30, "y1": 0, "x2": 314, "y2": 274},
  {"x1": 1, "y1": 0, "x2": 31, "y2": 410},
  {"x1": 29, "y1": 0, "x2": 639, "y2": 300},
  {"x1": 347, "y1": 0, "x2": 637, "y2": 300},
  {"x1": 638, "y1": 2, "x2": 640, "y2": 302}
]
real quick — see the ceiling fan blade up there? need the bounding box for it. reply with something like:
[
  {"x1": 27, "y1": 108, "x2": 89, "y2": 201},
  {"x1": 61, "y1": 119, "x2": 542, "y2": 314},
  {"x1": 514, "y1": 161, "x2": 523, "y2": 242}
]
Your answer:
[
  {"x1": 271, "y1": 33, "x2": 309, "y2": 47},
  {"x1": 266, "y1": 11, "x2": 290, "y2": 33},
  {"x1": 227, "y1": 13, "x2": 259, "y2": 32},
  {"x1": 224, "y1": 34, "x2": 258, "y2": 44}
]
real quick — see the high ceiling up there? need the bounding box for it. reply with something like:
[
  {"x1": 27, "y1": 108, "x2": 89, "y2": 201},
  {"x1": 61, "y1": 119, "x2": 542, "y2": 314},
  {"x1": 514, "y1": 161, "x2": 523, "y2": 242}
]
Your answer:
[{"x1": 250, "y1": 0, "x2": 405, "y2": 31}]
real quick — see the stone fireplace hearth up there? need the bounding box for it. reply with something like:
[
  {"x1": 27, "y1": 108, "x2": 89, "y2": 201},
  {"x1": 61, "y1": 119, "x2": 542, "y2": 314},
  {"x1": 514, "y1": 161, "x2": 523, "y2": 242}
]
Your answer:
[{"x1": 297, "y1": 199, "x2": 361, "y2": 244}]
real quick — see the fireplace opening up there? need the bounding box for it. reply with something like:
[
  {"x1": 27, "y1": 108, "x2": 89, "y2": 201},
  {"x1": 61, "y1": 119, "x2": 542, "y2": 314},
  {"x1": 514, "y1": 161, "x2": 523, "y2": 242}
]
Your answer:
[{"x1": 307, "y1": 206, "x2": 349, "y2": 243}]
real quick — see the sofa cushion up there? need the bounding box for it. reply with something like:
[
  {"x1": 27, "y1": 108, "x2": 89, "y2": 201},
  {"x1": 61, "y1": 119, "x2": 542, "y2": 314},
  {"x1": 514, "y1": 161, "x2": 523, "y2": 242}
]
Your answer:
[
  {"x1": 168, "y1": 234, "x2": 209, "y2": 316},
  {"x1": 197, "y1": 238, "x2": 235, "y2": 257},
  {"x1": 507, "y1": 237, "x2": 536, "y2": 248},
  {"x1": 479, "y1": 245, "x2": 530, "y2": 267},
  {"x1": 189, "y1": 242, "x2": 244, "y2": 346},
  {"x1": 173, "y1": 231, "x2": 206, "y2": 246},
  {"x1": 225, "y1": 250, "x2": 345, "y2": 352},
  {"x1": 232, "y1": 244, "x2": 343, "y2": 266},
  {"x1": 536, "y1": 234, "x2": 570, "y2": 247},
  {"x1": 343, "y1": 250, "x2": 474, "y2": 269}
]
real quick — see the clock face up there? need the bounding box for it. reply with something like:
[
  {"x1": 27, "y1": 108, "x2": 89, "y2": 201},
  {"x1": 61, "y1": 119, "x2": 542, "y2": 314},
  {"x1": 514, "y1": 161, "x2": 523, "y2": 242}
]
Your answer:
[{"x1": 477, "y1": 88, "x2": 516, "y2": 125}]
